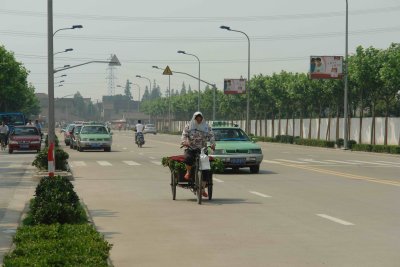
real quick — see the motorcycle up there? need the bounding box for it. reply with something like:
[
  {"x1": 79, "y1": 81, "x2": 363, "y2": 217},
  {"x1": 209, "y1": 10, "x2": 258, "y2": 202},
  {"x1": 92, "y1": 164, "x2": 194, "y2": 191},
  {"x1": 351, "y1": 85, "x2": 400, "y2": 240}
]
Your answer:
[{"x1": 135, "y1": 132, "x2": 145, "y2": 148}]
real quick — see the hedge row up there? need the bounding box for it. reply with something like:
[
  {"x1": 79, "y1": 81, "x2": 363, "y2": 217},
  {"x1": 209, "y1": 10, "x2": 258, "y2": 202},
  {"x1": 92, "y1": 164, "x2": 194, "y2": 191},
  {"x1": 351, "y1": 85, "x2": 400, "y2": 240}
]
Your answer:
[
  {"x1": 256, "y1": 135, "x2": 400, "y2": 154},
  {"x1": 3, "y1": 176, "x2": 112, "y2": 266},
  {"x1": 352, "y1": 144, "x2": 400, "y2": 154}
]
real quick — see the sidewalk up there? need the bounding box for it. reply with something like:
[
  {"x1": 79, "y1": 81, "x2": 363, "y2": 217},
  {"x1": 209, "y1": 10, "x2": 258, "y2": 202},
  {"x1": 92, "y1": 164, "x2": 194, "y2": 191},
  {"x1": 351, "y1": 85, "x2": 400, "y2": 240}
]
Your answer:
[{"x1": 0, "y1": 165, "x2": 37, "y2": 265}]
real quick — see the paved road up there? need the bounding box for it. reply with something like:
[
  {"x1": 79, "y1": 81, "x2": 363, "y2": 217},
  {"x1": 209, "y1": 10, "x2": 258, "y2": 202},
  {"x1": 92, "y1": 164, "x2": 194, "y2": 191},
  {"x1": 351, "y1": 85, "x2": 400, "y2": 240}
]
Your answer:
[{"x1": 64, "y1": 131, "x2": 400, "y2": 267}]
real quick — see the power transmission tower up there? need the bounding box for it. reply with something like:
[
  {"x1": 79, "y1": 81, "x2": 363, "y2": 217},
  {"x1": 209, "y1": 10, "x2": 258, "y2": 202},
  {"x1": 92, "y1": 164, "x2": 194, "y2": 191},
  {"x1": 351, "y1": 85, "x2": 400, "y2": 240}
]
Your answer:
[{"x1": 106, "y1": 54, "x2": 117, "y2": 95}]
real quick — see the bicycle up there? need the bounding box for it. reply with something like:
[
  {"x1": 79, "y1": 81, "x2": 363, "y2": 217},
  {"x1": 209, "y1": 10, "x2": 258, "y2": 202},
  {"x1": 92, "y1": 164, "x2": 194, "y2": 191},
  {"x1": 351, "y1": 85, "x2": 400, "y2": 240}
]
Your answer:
[{"x1": 170, "y1": 145, "x2": 213, "y2": 205}]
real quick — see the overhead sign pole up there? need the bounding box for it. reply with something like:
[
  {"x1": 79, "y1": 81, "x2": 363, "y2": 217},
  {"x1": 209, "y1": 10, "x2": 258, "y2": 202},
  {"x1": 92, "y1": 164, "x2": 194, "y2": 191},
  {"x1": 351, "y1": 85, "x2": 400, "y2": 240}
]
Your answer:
[{"x1": 163, "y1": 66, "x2": 173, "y2": 132}]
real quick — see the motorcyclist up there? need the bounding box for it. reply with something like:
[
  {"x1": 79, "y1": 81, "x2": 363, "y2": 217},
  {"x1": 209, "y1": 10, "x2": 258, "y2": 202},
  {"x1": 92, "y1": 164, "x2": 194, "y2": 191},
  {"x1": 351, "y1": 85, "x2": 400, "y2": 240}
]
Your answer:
[
  {"x1": 0, "y1": 121, "x2": 9, "y2": 146},
  {"x1": 181, "y1": 111, "x2": 215, "y2": 197},
  {"x1": 135, "y1": 120, "x2": 145, "y2": 144}
]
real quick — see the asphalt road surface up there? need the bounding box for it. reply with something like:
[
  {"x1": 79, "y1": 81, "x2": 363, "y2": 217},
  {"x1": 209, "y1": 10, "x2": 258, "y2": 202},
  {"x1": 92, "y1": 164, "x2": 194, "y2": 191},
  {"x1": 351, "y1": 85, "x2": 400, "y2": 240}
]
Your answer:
[
  {"x1": 68, "y1": 131, "x2": 400, "y2": 267},
  {"x1": 1, "y1": 131, "x2": 399, "y2": 267}
]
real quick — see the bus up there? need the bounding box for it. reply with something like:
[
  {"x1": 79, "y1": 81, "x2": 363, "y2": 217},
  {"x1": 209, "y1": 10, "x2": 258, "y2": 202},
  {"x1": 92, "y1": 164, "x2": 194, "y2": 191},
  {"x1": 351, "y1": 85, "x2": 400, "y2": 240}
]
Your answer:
[{"x1": 0, "y1": 112, "x2": 27, "y2": 132}]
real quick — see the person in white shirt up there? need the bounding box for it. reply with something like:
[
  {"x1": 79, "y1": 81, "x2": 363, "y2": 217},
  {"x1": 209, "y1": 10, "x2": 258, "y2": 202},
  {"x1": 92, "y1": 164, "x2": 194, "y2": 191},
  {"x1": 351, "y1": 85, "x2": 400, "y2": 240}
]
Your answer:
[
  {"x1": 0, "y1": 121, "x2": 9, "y2": 146},
  {"x1": 135, "y1": 120, "x2": 145, "y2": 144},
  {"x1": 26, "y1": 119, "x2": 33, "y2": 125}
]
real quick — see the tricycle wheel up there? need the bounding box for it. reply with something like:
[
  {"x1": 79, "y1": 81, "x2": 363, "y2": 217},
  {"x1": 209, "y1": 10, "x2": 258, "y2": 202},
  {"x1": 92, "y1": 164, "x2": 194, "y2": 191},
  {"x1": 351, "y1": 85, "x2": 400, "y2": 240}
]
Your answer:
[
  {"x1": 207, "y1": 177, "x2": 213, "y2": 200},
  {"x1": 170, "y1": 173, "x2": 177, "y2": 200},
  {"x1": 196, "y1": 168, "x2": 202, "y2": 205}
]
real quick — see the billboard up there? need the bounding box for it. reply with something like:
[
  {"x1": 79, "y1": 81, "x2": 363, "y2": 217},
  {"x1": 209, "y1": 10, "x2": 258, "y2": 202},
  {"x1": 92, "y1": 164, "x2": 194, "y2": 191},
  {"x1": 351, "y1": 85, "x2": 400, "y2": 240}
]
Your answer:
[
  {"x1": 224, "y1": 78, "x2": 246, "y2": 94},
  {"x1": 310, "y1": 56, "x2": 343, "y2": 79}
]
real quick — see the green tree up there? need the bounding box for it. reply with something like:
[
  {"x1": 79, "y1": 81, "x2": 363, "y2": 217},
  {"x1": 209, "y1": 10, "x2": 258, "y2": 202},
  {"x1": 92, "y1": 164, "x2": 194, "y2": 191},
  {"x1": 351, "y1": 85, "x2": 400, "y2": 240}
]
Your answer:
[
  {"x1": 124, "y1": 80, "x2": 133, "y2": 100},
  {"x1": 0, "y1": 45, "x2": 40, "y2": 116}
]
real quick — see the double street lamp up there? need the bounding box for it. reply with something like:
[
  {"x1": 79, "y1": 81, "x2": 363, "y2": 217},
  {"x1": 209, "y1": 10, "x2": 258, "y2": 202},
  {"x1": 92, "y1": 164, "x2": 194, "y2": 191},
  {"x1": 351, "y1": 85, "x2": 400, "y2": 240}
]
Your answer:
[
  {"x1": 220, "y1": 25, "x2": 251, "y2": 133},
  {"x1": 177, "y1": 50, "x2": 201, "y2": 111}
]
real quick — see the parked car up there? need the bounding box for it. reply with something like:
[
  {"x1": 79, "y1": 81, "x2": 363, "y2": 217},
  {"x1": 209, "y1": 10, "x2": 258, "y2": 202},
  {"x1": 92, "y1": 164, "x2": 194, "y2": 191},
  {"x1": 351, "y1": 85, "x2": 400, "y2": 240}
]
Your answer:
[
  {"x1": 76, "y1": 124, "x2": 112, "y2": 152},
  {"x1": 143, "y1": 124, "x2": 157, "y2": 134},
  {"x1": 69, "y1": 124, "x2": 83, "y2": 149},
  {"x1": 63, "y1": 123, "x2": 75, "y2": 146},
  {"x1": 8, "y1": 126, "x2": 41, "y2": 154},
  {"x1": 210, "y1": 122, "x2": 263, "y2": 173}
]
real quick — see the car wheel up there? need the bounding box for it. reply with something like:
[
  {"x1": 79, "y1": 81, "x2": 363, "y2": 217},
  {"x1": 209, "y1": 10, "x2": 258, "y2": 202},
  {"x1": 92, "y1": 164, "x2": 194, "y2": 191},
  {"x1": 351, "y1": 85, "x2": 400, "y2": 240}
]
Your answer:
[
  {"x1": 250, "y1": 165, "x2": 260, "y2": 174},
  {"x1": 104, "y1": 147, "x2": 111, "y2": 152},
  {"x1": 8, "y1": 149, "x2": 13, "y2": 154}
]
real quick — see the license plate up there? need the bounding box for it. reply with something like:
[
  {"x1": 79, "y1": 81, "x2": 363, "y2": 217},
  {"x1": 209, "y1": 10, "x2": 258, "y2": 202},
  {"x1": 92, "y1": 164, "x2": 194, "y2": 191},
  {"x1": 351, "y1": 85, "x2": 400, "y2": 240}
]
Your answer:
[
  {"x1": 230, "y1": 158, "x2": 246, "y2": 165},
  {"x1": 19, "y1": 144, "x2": 29, "y2": 149},
  {"x1": 91, "y1": 143, "x2": 101, "y2": 147}
]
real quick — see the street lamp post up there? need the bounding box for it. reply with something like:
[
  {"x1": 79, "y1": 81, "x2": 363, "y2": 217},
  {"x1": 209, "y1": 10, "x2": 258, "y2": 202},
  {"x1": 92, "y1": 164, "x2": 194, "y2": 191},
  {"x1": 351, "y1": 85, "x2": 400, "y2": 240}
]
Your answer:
[
  {"x1": 220, "y1": 25, "x2": 251, "y2": 133},
  {"x1": 177, "y1": 50, "x2": 201, "y2": 111},
  {"x1": 54, "y1": 48, "x2": 73, "y2": 56},
  {"x1": 343, "y1": 0, "x2": 349, "y2": 149}
]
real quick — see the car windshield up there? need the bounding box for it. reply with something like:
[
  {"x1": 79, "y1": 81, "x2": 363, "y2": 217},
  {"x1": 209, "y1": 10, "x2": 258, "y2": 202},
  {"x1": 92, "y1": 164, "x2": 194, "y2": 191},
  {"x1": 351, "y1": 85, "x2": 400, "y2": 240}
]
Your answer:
[
  {"x1": 74, "y1": 126, "x2": 82, "y2": 134},
  {"x1": 13, "y1": 127, "x2": 39, "y2": 136},
  {"x1": 145, "y1": 124, "x2": 155, "y2": 128},
  {"x1": 80, "y1": 126, "x2": 108, "y2": 134},
  {"x1": 213, "y1": 128, "x2": 250, "y2": 141}
]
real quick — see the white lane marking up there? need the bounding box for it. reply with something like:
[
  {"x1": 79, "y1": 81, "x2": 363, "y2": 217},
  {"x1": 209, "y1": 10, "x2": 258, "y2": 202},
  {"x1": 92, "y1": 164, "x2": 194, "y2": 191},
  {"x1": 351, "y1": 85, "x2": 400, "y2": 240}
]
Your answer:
[
  {"x1": 122, "y1": 147, "x2": 128, "y2": 150},
  {"x1": 263, "y1": 160, "x2": 280, "y2": 164},
  {"x1": 151, "y1": 161, "x2": 162, "y2": 166},
  {"x1": 149, "y1": 156, "x2": 156, "y2": 159},
  {"x1": 71, "y1": 161, "x2": 86, "y2": 167},
  {"x1": 300, "y1": 159, "x2": 331, "y2": 164},
  {"x1": 325, "y1": 160, "x2": 358, "y2": 165},
  {"x1": 377, "y1": 161, "x2": 400, "y2": 166},
  {"x1": 349, "y1": 160, "x2": 392, "y2": 166},
  {"x1": 249, "y1": 191, "x2": 272, "y2": 198},
  {"x1": 97, "y1": 161, "x2": 112, "y2": 166},
  {"x1": 123, "y1": 161, "x2": 141, "y2": 166},
  {"x1": 7, "y1": 164, "x2": 23, "y2": 168},
  {"x1": 275, "y1": 159, "x2": 307, "y2": 164},
  {"x1": 316, "y1": 214, "x2": 354, "y2": 226},
  {"x1": 139, "y1": 153, "x2": 144, "y2": 155},
  {"x1": 213, "y1": 178, "x2": 224, "y2": 183}
]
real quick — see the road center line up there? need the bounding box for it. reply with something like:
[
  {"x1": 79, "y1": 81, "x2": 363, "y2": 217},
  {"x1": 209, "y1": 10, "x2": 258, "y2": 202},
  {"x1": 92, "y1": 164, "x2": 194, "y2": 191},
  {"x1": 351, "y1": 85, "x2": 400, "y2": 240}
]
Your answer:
[
  {"x1": 151, "y1": 161, "x2": 162, "y2": 166},
  {"x1": 123, "y1": 161, "x2": 140, "y2": 166},
  {"x1": 271, "y1": 161, "x2": 400, "y2": 187},
  {"x1": 249, "y1": 191, "x2": 272, "y2": 198},
  {"x1": 213, "y1": 178, "x2": 224, "y2": 183},
  {"x1": 316, "y1": 214, "x2": 354, "y2": 226}
]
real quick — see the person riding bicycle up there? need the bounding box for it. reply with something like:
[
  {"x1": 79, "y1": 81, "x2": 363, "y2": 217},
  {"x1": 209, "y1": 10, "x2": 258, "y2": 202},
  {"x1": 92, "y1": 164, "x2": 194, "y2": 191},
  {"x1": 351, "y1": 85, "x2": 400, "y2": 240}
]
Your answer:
[
  {"x1": 181, "y1": 112, "x2": 215, "y2": 197},
  {"x1": 0, "y1": 121, "x2": 9, "y2": 146}
]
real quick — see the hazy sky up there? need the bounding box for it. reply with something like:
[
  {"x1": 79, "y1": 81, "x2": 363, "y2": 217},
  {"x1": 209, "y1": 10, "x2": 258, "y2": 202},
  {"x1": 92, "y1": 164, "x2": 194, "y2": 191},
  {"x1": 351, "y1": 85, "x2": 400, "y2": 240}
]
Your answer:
[{"x1": 1, "y1": 0, "x2": 399, "y2": 102}]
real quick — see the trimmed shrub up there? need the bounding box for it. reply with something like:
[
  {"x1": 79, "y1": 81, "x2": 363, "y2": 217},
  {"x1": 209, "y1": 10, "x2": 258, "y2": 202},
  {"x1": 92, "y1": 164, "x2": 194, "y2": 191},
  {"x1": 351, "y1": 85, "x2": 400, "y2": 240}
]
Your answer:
[
  {"x1": 32, "y1": 147, "x2": 69, "y2": 171},
  {"x1": 3, "y1": 224, "x2": 112, "y2": 267},
  {"x1": 348, "y1": 140, "x2": 357, "y2": 149},
  {"x1": 275, "y1": 135, "x2": 294, "y2": 144},
  {"x1": 44, "y1": 134, "x2": 60, "y2": 147},
  {"x1": 294, "y1": 138, "x2": 335, "y2": 148},
  {"x1": 390, "y1": 146, "x2": 400, "y2": 154},
  {"x1": 25, "y1": 176, "x2": 87, "y2": 225},
  {"x1": 336, "y1": 138, "x2": 344, "y2": 148}
]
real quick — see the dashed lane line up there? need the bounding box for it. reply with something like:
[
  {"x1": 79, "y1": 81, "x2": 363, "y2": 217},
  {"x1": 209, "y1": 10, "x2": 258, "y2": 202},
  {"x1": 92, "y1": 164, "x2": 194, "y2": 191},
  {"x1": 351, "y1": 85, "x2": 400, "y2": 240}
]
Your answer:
[
  {"x1": 213, "y1": 178, "x2": 224, "y2": 183},
  {"x1": 97, "y1": 161, "x2": 112, "y2": 166},
  {"x1": 151, "y1": 161, "x2": 162, "y2": 166},
  {"x1": 249, "y1": 191, "x2": 272, "y2": 198},
  {"x1": 316, "y1": 214, "x2": 354, "y2": 226},
  {"x1": 123, "y1": 161, "x2": 141, "y2": 166}
]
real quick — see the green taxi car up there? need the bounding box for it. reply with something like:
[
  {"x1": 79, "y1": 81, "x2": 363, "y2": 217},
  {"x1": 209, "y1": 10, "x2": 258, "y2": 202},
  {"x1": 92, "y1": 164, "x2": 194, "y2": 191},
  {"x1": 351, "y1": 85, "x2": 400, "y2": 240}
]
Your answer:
[
  {"x1": 76, "y1": 124, "x2": 112, "y2": 152},
  {"x1": 210, "y1": 123, "x2": 263, "y2": 173}
]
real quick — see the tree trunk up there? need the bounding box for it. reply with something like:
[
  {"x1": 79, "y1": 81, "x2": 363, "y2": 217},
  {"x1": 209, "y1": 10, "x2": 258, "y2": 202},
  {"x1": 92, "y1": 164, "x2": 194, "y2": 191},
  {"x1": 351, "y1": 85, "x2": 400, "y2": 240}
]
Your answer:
[
  {"x1": 308, "y1": 111, "x2": 312, "y2": 139},
  {"x1": 300, "y1": 112, "x2": 303, "y2": 139},
  {"x1": 264, "y1": 114, "x2": 268, "y2": 137},
  {"x1": 271, "y1": 112, "x2": 275, "y2": 138},
  {"x1": 384, "y1": 105, "x2": 389, "y2": 146},
  {"x1": 292, "y1": 115, "x2": 295, "y2": 138},
  {"x1": 326, "y1": 113, "x2": 331, "y2": 141},
  {"x1": 336, "y1": 106, "x2": 340, "y2": 141},
  {"x1": 370, "y1": 103, "x2": 376, "y2": 145},
  {"x1": 285, "y1": 116, "x2": 289, "y2": 136},
  {"x1": 278, "y1": 111, "x2": 281, "y2": 136}
]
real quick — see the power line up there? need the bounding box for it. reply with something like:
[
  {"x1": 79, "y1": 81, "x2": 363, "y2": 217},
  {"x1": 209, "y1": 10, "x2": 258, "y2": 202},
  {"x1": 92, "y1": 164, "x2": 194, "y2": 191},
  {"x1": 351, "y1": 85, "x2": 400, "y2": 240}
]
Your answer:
[
  {"x1": 2, "y1": 25, "x2": 400, "y2": 43},
  {"x1": 1, "y1": 5, "x2": 400, "y2": 22}
]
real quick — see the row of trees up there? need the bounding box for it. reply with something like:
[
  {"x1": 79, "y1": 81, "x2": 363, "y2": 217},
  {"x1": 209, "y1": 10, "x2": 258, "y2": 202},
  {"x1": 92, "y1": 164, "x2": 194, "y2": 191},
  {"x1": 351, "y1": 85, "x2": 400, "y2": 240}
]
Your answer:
[
  {"x1": 0, "y1": 45, "x2": 40, "y2": 116},
  {"x1": 141, "y1": 43, "x2": 400, "y2": 145}
]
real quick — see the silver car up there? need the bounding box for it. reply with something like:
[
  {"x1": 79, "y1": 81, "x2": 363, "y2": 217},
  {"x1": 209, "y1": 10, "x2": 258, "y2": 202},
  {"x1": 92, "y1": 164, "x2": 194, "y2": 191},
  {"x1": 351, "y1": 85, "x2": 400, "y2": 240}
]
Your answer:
[{"x1": 143, "y1": 124, "x2": 157, "y2": 134}]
